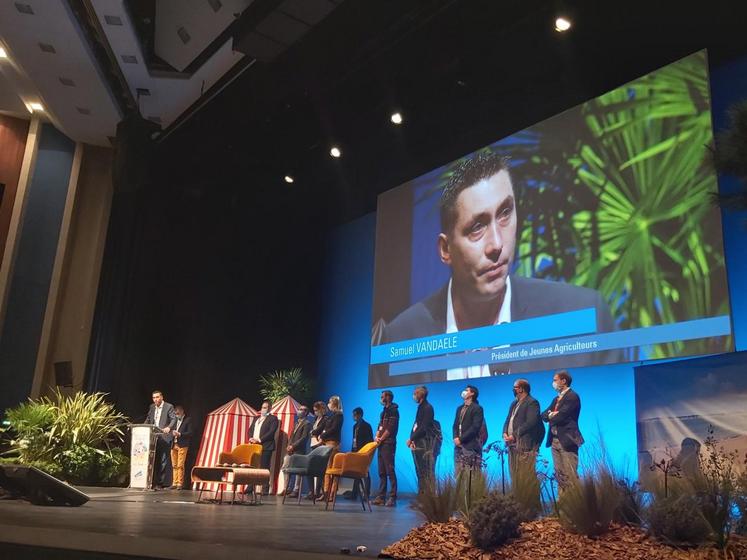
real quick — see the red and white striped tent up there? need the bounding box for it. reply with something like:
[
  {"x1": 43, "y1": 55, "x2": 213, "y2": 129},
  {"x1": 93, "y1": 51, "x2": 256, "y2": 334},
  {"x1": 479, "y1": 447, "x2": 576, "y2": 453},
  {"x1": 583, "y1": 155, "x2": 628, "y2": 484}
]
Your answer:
[
  {"x1": 270, "y1": 395, "x2": 301, "y2": 494},
  {"x1": 192, "y1": 398, "x2": 258, "y2": 491}
]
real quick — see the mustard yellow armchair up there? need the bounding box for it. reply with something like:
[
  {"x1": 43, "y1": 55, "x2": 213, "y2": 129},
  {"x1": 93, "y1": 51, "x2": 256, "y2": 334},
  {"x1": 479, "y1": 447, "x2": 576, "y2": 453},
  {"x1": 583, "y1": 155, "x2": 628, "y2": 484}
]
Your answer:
[
  {"x1": 325, "y1": 441, "x2": 378, "y2": 511},
  {"x1": 218, "y1": 443, "x2": 263, "y2": 468}
]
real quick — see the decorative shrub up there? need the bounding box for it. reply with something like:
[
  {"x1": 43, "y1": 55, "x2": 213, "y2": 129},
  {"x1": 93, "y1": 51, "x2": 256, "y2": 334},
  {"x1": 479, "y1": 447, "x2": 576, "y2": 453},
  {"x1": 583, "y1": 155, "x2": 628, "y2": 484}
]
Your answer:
[
  {"x1": 509, "y1": 454, "x2": 542, "y2": 521},
  {"x1": 614, "y1": 478, "x2": 645, "y2": 526},
  {"x1": 412, "y1": 474, "x2": 458, "y2": 523},
  {"x1": 557, "y1": 463, "x2": 621, "y2": 537},
  {"x1": 456, "y1": 467, "x2": 491, "y2": 520},
  {"x1": 1, "y1": 390, "x2": 128, "y2": 485},
  {"x1": 468, "y1": 492, "x2": 522, "y2": 550},
  {"x1": 646, "y1": 494, "x2": 712, "y2": 546}
]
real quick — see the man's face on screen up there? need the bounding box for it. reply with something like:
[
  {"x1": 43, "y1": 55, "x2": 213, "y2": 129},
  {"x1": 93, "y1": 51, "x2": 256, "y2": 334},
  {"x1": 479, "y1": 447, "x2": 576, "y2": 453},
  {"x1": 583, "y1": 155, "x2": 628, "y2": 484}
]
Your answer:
[{"x1": 439, "y1": 170, "x2": 517, "y2": 301}]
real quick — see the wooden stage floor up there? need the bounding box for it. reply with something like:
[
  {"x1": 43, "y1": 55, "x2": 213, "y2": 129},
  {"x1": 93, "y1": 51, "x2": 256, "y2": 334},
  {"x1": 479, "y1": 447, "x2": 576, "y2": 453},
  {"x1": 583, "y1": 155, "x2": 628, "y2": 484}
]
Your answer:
[{"x1": 0, "y1": 487, "x2": 421, "y2": 560}]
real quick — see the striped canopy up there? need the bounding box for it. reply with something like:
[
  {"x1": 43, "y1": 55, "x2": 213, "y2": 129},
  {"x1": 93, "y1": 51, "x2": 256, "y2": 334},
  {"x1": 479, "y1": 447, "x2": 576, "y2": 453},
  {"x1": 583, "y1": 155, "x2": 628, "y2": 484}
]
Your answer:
[{"x1": 192, "y1": 398, "x2": 258, "y2": 490}]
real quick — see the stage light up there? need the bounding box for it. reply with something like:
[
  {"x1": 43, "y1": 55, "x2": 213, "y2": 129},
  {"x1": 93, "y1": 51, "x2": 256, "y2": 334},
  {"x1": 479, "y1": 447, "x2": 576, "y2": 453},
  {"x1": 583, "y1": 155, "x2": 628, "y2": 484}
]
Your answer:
[
  {"x1": 390, "y1": 112, "x2": 403, "y2": 125},
  {"x1": 554, "y1": 16, "x2": 572, "y2": 32},
  {"x1": 284, "y1": 175, "x2": 294, "y2": 184},
  {"x1": 330, "y1": 146, "x2": 341, "y2": 158},
  {"x1": 0, "y1": 47, "x2": 8, "y2": 58},
  {"x1": 29, "y1": 102, "x2": 44, "y2": 112}
]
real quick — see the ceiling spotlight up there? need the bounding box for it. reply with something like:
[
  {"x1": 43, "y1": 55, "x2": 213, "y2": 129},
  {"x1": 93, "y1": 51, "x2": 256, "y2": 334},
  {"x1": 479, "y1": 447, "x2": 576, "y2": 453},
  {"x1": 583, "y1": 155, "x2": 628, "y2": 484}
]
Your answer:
[
  {"x1": 284, "y1": 175, "x2": 294, "y2": 184},
  {"x1": 554, "y1": 16, "x2": 572, "y2": 32},
  {"x1": 390, "y1": 112, "x2": 403, "y2": 125},
  {"x1": 330, "y1": 146, "x2": 341, "y2": 158},
  {"x1": 29, "y1": 102, "x2": 44, "y2": 112},
  {"x1": 0, "y1": 47, "x2": 7, "y2": 59}
]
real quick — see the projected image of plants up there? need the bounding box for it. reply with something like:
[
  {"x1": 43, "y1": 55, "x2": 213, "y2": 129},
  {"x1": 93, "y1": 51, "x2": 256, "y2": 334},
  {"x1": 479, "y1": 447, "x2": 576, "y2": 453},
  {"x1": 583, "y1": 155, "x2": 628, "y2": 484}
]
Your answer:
[{"x1": 436, "y1": 51, "x2": 727, "y2": 360}]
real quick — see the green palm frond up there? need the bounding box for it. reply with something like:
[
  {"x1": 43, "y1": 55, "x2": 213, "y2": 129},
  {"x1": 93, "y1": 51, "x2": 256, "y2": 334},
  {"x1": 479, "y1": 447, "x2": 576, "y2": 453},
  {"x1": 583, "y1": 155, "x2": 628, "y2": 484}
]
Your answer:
[{"x1": 258, "y1": 367, "x2": 312, "y2": 404}]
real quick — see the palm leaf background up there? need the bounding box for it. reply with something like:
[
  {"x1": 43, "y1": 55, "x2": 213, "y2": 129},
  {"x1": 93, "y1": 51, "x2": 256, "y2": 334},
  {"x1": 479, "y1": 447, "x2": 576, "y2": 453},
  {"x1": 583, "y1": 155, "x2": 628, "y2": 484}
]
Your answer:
[{"x1": 417, "y1": 50, "x2": 730, "y2": 360}]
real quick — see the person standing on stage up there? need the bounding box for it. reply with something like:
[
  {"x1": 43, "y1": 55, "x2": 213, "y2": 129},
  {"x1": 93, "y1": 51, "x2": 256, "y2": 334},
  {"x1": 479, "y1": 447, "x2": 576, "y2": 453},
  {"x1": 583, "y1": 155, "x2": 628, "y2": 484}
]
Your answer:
[
  {"x1": 170, "y1": 404, "x2": 193, "y2": 490},
  {"x1": 452, "y1": 385, "x2": 484, "y2": 471},
  {"x1": 502, "y1": 379, "x2": 544, "y2": 486},
  {"x1": 312, "y1": 395, "x2": 344, "y2": 500},
  {"x1": 283, "y1": 404, "x2": 312, "y2": 498},
  {"x1": 146, "y1": 390, "x2": 177, "y2": 489},
  {"x1": 305, "y1": 401, "x2": 328, "y2": 500},
  {"x1": 542, "y1": 370, "x2": 584, "y2": 491},
  {"x1": 407, "y1": 386, "x2": 436, "y2": 493},
  {"x1": 348, "y1": 406, "x2": 374, "y2": 501},
  {"x1": 248, "y1": 400, "x2": 279, "y2": 493},
  {"x1": 373, "y1": 390, "x2": 399, "y2": 507}
]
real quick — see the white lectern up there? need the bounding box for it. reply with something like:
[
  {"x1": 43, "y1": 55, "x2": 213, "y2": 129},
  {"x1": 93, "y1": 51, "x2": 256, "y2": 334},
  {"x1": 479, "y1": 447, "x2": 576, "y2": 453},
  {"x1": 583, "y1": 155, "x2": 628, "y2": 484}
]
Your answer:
[{"x1": 129, "y1": 424, "x2": 162, "y2": 489}]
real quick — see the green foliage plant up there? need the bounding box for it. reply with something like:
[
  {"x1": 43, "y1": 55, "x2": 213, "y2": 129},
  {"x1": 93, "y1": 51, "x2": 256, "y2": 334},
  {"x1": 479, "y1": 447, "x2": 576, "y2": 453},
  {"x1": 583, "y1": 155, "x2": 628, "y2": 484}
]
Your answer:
[
  {"x1": 2, "y1": 390, "x2": 128, "y2": 485},
  {"x1": 468, "y1": 492, "x2": 523, "y2": 550},
  {"x1": 258, "y1": 367, "x2": 312, "y2": 404},
  {"x1": 456, "y1": 467, "x2": 492, "y2": 521},
  {"x1": 412, "y1": 474, "x2": 459, "y2": 523},
  {"x1": 509, "y1": 453, "x2": 542, "y2": 521},
  {"x1": 556, "y1": 446, "x2": 622, "y2": 537},
  {"x1": 646, "y1": 494, "x2": 712, "y2": 546}
]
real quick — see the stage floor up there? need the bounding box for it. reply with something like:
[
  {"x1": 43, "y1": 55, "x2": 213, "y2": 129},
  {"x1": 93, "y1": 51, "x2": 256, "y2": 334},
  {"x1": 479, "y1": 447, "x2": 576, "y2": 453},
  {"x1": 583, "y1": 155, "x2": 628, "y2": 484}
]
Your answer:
[{"x1": 0, "y1": 487, "x2": 421, "y2": 560}]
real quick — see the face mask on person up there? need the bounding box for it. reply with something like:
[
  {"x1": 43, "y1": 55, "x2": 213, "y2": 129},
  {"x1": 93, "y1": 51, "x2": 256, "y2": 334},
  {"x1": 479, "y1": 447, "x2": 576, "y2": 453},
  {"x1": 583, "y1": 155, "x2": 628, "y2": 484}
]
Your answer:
[
  {"x1": 461, "y1": 390, "x2": 469, "y2": 400},
  {"x1": 261, "y1": 410, "x2": 269, "y2": 417},
  {"x1": 297, "y1": 412, "x2": 306, "y2": 420},
  {"x1": 552, "y1": 381, "x2": 560, "y2": 392}
]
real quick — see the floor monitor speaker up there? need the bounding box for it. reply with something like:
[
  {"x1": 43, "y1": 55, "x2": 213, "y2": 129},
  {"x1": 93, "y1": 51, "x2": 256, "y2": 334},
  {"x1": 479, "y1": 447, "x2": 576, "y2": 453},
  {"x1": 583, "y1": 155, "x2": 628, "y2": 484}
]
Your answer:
[{"x1": 0, "y1": 464, "x2": 89, "y2": 506}]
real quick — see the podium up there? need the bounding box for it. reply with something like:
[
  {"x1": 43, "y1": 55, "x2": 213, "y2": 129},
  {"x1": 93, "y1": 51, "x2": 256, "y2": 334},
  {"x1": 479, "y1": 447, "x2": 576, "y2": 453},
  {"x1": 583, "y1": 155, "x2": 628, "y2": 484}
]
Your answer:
[{"x1": 129, "y1": 424, "x2": 163, "y2": 489}]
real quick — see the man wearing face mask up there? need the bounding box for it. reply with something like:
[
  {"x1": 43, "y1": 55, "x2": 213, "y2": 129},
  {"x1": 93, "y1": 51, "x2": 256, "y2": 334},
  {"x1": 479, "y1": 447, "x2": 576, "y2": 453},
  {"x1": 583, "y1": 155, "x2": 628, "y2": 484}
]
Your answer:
[
  {"x1": 373, "y1": 390, "x2": 399, "y2": 507},
  {"x1": 406, "y1": 386, "x2": 436, "y2": 493},
  {"x1": 283, "y1": 405, "x2": 312, "y2": 498},
  {"x1": 347, "y1": 407, "x2": 374, "y2": 501},
  {"x1": 502, "y1": 379, "x2": 544, "y2": 487},
  {"x1": 248, "y1": 400, "x2": 279, "y2": 493},
  {"x1": 541, "y1": 370, "x2": 584, "y2": 490},
  {"x1": 453, "y1": 385, "x2": 485, "y2": 471},
  {"x1": 170, "y1": 405, "x2": 193, "y2": 490}
]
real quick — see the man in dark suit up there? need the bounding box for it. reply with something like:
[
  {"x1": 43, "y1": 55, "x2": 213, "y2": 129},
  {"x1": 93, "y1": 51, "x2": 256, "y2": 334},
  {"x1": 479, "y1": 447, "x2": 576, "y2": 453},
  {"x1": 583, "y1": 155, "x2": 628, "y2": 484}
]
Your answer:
[
  {"x1": 541, "y1": 369, "x2": 584, "y2": 490},
  {"x1": 145, "y1": 390, "x2": 177, "y2": 489},
  {"x1": 452, "y1": 385, "x2": 484, "y2": 471},
  {"x1": 248, "y1": 400, "x2": 280, "y2": 493},
  {"x1": 348, "y1": 407, "x2": 374, "y2": 500},
  {"x1": 371, "y1": 152, "x2": 620, "y2": 388},
  {"x1": 502, "y1": 379, "x2": 544, "y2": 487},
  {"x1": 406, "y1": 386, "x2": 436, "y2": 492},
  {"x1": 284, "y1": 404, "x2": 312, "y2": 498},
  {"x1": 170, "y1": 404, "x2": 193, "y2": 490}
]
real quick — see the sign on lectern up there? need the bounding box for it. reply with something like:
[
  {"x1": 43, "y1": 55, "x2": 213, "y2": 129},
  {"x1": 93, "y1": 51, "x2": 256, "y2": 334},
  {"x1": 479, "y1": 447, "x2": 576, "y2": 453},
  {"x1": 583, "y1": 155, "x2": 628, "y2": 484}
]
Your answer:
[{"x1": 128, "y1": 424, "x2": 163, "y2": 489}]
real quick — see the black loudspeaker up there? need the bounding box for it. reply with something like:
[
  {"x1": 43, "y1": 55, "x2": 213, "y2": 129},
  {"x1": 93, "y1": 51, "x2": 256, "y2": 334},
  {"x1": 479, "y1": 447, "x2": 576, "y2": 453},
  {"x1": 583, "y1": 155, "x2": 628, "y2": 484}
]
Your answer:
[
  {"x1": 0, "y1": 465, "x2": 90, "y2": 506},
  {"x1": 54, "y1": 361, "x2": 73, "y2": 387}
]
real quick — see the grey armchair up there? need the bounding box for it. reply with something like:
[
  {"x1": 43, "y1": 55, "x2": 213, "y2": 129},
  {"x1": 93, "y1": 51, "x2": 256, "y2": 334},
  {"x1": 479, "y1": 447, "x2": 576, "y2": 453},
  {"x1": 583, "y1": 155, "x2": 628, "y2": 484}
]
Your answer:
[{"x1": 281, "y1": 445, "x2": 334, "y2": 504}]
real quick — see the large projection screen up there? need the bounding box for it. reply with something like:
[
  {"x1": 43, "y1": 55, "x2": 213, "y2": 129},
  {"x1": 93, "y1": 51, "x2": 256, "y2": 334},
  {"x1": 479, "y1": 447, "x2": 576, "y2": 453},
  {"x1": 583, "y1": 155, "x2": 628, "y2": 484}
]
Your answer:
[{"x1": 369, "y1": 50, "x2": 733, "y2": 389}]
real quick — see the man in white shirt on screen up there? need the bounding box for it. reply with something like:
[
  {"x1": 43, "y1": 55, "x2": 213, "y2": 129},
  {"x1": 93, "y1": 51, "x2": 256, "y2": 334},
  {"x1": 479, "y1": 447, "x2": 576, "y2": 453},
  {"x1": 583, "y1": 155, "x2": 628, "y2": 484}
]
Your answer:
[{"x1": 376, "y1": 152, "x2": 620, "y2": 386}]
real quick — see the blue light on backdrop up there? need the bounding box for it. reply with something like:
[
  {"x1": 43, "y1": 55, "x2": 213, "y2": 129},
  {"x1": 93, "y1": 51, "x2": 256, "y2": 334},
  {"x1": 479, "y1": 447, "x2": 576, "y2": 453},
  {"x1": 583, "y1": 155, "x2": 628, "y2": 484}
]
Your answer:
[{"x1": 317, "y1": 57, "x2": 747, "y2": 494}]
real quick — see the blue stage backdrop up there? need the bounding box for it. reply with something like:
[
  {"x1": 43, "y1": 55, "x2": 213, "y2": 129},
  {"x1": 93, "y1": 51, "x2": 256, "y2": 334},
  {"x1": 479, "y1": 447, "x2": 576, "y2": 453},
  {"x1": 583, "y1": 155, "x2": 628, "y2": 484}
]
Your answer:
[{"x1": 318, "y1": 56, "x2": 747, "y2": 494}]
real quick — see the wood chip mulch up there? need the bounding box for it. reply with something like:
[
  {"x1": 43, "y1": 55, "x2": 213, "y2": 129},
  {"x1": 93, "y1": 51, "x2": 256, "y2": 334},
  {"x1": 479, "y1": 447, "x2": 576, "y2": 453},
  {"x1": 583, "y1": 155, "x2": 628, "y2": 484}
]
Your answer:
[{"x1": 380, "y1": 518, "x2": 747, "y2": 560}]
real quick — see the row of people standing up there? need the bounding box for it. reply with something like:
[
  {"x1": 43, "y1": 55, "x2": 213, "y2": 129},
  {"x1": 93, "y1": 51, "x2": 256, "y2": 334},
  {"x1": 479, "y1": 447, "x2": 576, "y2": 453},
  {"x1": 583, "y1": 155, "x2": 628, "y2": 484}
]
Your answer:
[{"x1": 366, "y1": 368, "x2": 585, "y2": 503}]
